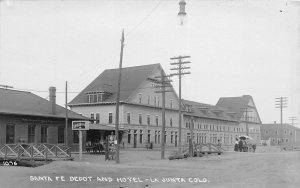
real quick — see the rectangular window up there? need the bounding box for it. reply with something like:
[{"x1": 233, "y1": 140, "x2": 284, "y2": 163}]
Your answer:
[
  {"x1": 158, "y1": 131, "x2": 161, "y2": 144},
  {"x1": 157, "y1": 97, "x2": 160, "y2": 106},
  {"x1": 109, "y1": 113, "x2": 113, "y2": 124},
  {"x1": 139, "y1": 130, "x2": 143, "y2": 143},
  {"x1": 127, "y1": 113, "x2": 131, "y2": 124},
  {"x1": 156, "y1": 116, "x2": 159, "y2": 126},
  {"x1": 95, "y1": 113, "x2": 100, "y2": 124},
  {"x1": 94, "y1": 94, "x2": 98, "y2": 102},
  {"x1": 88, "y1": 94, "x2": 93, "y2": 103},
  {"x1": 147, "y1": 115, "x2": 150, "y2": 125},
  {"x1": 170, "y1": 100, "x2": 173, "y2": 108},
  {"x1": 6, "y1": 123, "x2": 15, "y2": 144},
  {"x1": 155, "y1": 131, "x2": 157, "y2": 144},
  {"x1": 170, "y1": 118, "x2": 173, "y2": 127},
  {"x1": 28, "y1": 124, "x2": 35, "y2": 143},
  {"x1": 148, "y1": 130, "x2": 151, "y2": 143},
  {"x1": 128, "y1": 130, "x2": 131, "y2": 144},
  {"x1": 73, "y1": 130, "x2": 79, "y2": 144},
  {"x1": 58, "y1": 126, "x2": 65, "y2": 144},
  {"x1": 41, "y1": 126, "x2": 48, "y2": 143},
  {"x1": 97, "y1": 93, "x2": 102, "y2": 102},
  {"x1": 171, "y1": 132, "x2": 173, "y2": 144},
  {"x1": 139, "y1": 114, "x2": 142, "y2": 125},
  {"x1": 147, "y1": 95, "x2": 150, "y2": 105},
  {"x1": 154, "y1": 96, "x2": 156, "y2": 106}
]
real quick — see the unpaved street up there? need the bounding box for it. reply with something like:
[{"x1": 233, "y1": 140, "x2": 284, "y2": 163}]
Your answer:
[{"x1": 1, "y1": 147, "x2": 300, "y2": 188}]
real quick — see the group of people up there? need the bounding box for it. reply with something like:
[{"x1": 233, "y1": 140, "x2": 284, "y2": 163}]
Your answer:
[
  {"x1": 234, "y1": 138, "x2": 256, "y2": 152},
  {"x1": 86, "y1": 132, "x2": 116, "y2": 160}
]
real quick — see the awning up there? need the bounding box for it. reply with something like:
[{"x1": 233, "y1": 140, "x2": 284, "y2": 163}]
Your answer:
[{"x1": 89, "y1": 124, "x2": 126, "y2": 131}]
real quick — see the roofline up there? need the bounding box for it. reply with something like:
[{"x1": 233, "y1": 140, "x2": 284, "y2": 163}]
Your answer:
[
  {"x1": 0, "y1": 112, "x2": 89, "y2": 120},
  {"x1": 183, "y1": 113, "x2": 239, "y2": 123},
  {"x1": 69, "y1": 101, "x2": 180, "y2": 112}
]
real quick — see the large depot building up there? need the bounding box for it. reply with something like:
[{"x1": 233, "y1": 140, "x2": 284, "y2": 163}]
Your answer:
[{"x1": 69, "y1": 64, "x2": 262, "y2": 148}]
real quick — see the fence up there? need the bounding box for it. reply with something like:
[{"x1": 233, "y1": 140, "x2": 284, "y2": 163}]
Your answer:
[{"x1": 0, "y1": 143, "x2": 72, "y2": 161}]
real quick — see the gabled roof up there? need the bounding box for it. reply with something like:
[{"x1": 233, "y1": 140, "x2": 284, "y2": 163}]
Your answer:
[
  {"x1": 216, "y1": 95, "x2": 262, "y2": 123},
  {"x1": 69, "y1": 64, "x2": 161, "y2": 105},
  {"x1": 182, "y1": 99, "x2": 239, "y2": 122},
  {"x1": 261, "y1": 123, "x2": 300, "y2": 131},
  {"x1": 0, "y1": 88, "x2": 88, "y2": 120}
]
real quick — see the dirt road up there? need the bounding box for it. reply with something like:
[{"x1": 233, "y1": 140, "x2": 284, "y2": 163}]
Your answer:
[{"x1": 1, "y1": 147, "x2": 299, "y2": 188}]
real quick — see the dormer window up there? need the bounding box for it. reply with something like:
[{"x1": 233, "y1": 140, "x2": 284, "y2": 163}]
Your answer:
[
  {"x1": 86, "y1": 91, "x2": 112, "y2": 103},
  {"x1": 88, "y1": 94, "x2": 93, "y2": 103}
]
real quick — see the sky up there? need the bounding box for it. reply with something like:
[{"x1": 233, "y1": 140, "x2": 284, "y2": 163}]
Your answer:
[{"x1": 0, "y1": 0, "x2": 299, "y2": 127}]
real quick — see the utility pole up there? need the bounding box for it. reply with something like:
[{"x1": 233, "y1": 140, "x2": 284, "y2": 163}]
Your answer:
[
  {"x1": 65, "y1": 81, "x2": 68, "y2": 146},
  {"x1": 115, "y1": 30, "x2": 125, "y2": 164},
  {"x1": 289, "y1": 116, "x2": 297, "y2": 126},
  {"x1": 170, "y1": 55, "x2": 191, "y2": 152},
  {"x1": 148, "y1": 69, "x2": 172, "y2": 159},
  {"x1": 241, "y1": 106, "x2": 252, "y2": 136},
  {"x1": 275, "y1": 97, "x2": 288, "y2": 142}
]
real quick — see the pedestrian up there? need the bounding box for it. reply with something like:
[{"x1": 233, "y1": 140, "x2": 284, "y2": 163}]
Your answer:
[
  {"x1": 238, "y1": 138, "x2": 243, "y2": 152},
  {"x1": 217, "y1": 139, "x2": 222, "y2": 148},
  {"x1": 252, "y1": 144, "x2": 256, "y2": 153},
  {"x1": 234, "y1": 138, "x2": 239, "y2": 152}
]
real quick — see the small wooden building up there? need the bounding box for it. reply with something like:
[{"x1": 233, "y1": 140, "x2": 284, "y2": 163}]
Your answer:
[{"x1": 0, "y1": 87, "x2": 88, "y2": 151}]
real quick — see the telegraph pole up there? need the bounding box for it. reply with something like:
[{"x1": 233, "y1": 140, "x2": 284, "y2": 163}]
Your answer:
[
  {"x1": 115, "y1": 30, "x2": 125, "y2": 164},
  {"x1": 289, "y1": 116, "x2": 297, "y2": 126},
  {"x1": 148, "y1": 69, "x2": 172, "y2": 159},
  {"x1": 170, "y1": 55, "x2": 191, "y2": 152},
  {"x1": 65, "y1": 81, "x2": 68, "y2": 146},
  {"x1": 275, "y1": 97, "x2": 288, "y2": 142}
]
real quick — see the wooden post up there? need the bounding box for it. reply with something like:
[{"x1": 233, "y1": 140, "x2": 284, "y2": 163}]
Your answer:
[
  {"x1": 17, "y1": 145, "x2": 20, "y2": 161},
  {"x1": 65, "y1": 81, "x2": 68, "y2": 146},
  {"x1": 4, "y1": 146, "x2": 7, "y2": 160},
  {"x1": 45, "y1": 149, "x2": 48, "y2": 162},
  {"x1": 115, "y1": 30, "x2": 125, "y2": 164},
  {"x1": 30, "y1": 146, "x2": 33, "y2": 161},
  {"x1": 79, "y1": 130, "x2": 82, "y2": 161}
]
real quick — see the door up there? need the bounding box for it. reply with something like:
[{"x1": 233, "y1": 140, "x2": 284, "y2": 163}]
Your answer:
[
  {"x1": 175, "y1": 135, "x2": 178, "y2": 147},
  {"x1": 133, "y1": 134, "x2": 137, "y2": 148}
]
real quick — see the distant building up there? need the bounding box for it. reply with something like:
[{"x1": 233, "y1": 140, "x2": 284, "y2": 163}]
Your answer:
[
  {"x1": 216, "y1": 95, "x2": 262, "y2": 144},
  {"x1": 261, "y1": 123, "x2": 300, "y2": 146},
  {"x1": 0, "y1": 87, "x2": 88, "y2": 151},
  {"x1": 182, "y1": 100, "x2": 240, "y2": 146},
  {"x1": 69, "y1": 64, "x2": 261, "y2": 149}
]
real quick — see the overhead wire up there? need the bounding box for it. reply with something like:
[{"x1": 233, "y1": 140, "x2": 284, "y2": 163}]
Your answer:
[{"x1": 125, "y1": 0, "x2": 165, "y2": 38}]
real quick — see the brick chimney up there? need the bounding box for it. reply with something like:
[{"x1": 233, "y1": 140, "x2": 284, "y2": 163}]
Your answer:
[{"x1": 49, "y1": 87, "x2": 56, "y2": 115}]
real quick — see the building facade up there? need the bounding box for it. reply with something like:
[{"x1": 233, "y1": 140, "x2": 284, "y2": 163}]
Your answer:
[
  {"x1": 69, "y1": 64, "x2": 263, "y2": 149},
  {"x1": 216, "y1": 95, "x2": 262, "y2": 144},
  {"x1": 182, "y1": 100, "x2": 241, "y2": 146},
  {"x1": 0, "y1": 87, "x2": 88, "y2": 151},
  {"x1": 261, "y1": 123, "x2": 300, "y2": 146}
]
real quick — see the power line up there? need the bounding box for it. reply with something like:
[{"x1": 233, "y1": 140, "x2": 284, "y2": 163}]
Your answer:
[{"x1": 125, "y1": 0, "x2": 165, "y2": 37}]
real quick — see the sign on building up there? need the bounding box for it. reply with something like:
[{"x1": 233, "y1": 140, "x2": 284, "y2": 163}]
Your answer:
[{"x1": 72, "y1": 121, "x2": 90, "y2": 130}]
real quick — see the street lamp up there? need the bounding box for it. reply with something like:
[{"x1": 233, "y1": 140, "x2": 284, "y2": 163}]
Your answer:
[{"x1": 178, "y1": 0, "x2": 187, "y2": 26}]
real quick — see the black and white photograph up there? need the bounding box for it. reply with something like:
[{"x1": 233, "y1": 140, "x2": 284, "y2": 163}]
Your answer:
[{"x1": 0, "y1": 0, "x2": 299, "y2": 187}]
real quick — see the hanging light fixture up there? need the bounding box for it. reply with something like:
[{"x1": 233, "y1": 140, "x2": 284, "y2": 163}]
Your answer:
[{"x1": 178, "y1": 0, "x2": 187, "y2": 26}]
